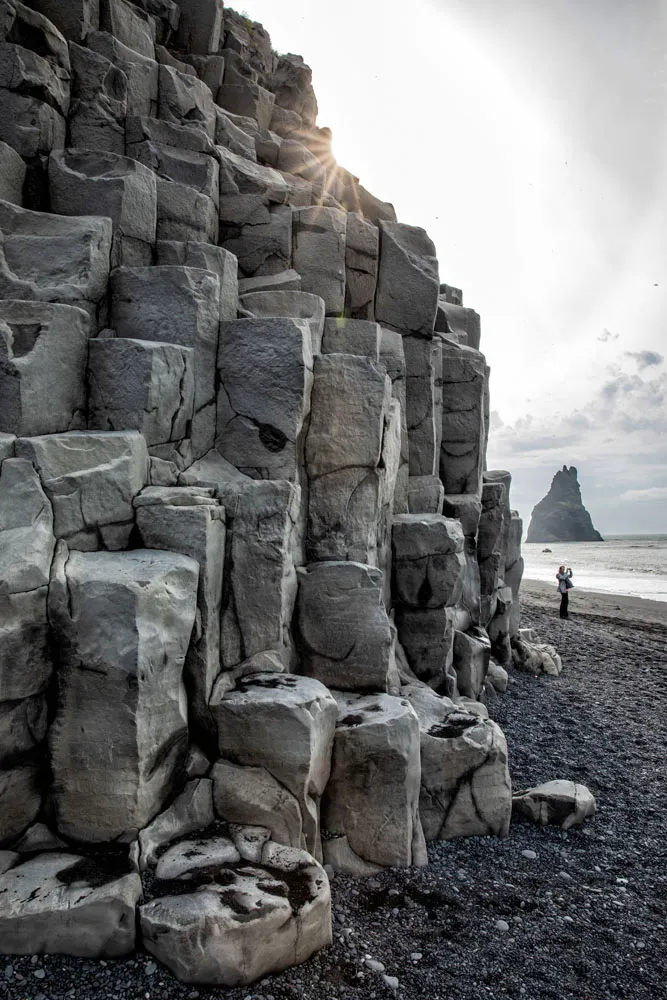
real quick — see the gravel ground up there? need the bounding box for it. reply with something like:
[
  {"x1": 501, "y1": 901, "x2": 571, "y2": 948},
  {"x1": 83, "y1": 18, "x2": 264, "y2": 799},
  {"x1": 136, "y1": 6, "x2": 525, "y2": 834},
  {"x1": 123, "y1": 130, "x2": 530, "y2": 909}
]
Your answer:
[{"x1": 3, "y1": 596, "x2": 666, "y2": 1000}]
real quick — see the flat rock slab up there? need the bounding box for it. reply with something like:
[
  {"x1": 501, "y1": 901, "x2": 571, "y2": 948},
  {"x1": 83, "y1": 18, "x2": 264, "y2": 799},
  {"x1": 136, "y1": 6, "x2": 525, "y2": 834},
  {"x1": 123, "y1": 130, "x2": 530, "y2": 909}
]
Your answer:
[
  {"x1": 0, "y1": 852, "x2": 141, "y2": 957},
  {"x1": 141, "y1": 840, "x2": 332, "y2": 986}
]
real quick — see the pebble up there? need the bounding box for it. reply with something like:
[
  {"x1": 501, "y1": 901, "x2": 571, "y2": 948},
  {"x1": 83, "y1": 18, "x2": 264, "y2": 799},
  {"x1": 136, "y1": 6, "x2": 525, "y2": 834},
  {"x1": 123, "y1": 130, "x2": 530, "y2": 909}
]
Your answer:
[
  {"x1": 365, "y1": 959, "x2": 385, "y2": 973},
  {"x1": 34, "y1": 969, "x2": 46, "y2": 980},
  {"x1": 382, "y1": 975, "x2": 399, "y2": 991},
  {"x1": 410, "y1": 952, "x2": 422, "y2": 961},
  {"x1": 145, "y1": 961, "x2": 157, "y2": 975},
  {"x1": 558, "y1": 871, "x2": 573, "y2": 881},
  {"x1": 495, "y1": 919, "x2": 510, "y2": 932},
  {"x1": 522, "y1": 849, "x2": 537, "y2": 860}
]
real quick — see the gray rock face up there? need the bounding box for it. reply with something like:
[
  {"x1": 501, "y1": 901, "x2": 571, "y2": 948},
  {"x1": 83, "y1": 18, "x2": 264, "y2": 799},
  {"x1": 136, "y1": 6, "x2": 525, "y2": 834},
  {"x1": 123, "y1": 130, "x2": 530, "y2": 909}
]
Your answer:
[
  {"x1": 272, "y1": 52, "x2": 318, "y2": 126},
  {"x1": 86, "y1": 30, "x2": 158, "y2": 118},
  {"x1": 216, "y1": 479, "x2": 299, "y2": 670},
  {"x1": 527, "y1": 465, "x2": 603, "y2": 543},
  {"x1": 238, "y1": 290, "x2": 325, "y2": 356},
  {"x1": 0, "y1": 300, "x2": 89, "y2": 436},
  {"x1": 175, "y1": 0, "x2": 222, "y2": 55},
  {"x1": 292, "y1": 206, "x2": 346, "y2": 315},
  {"x1": 453, "y1": 628, "x2": 491, "y2": 700},
  {"x1": 305, "y1": 353, "x2": 391, "y2": 563},
  {"x1": 139, "y1": 778, "x2": 214, "y2": 869},
  {"x1": 320, "y1": 317, "x2": 380, "y2": 359},
  {"x1": 392, "y1": 514, "x2": 465, "y2": 609},
  {"x1": 211, "y1": 673, "x2": 337, "y2": 859},
  {"x1": 16, "y1": 431, "x2": 148, "y2": 550},
  {"x1": 212, "y1": 758, "x2": 304, "y2": 849},
  {"x1": 322, "y1": 693, "x2": 426, "y2": 868},
  {"x1": 403, "y1": 335, "x2": 439, "y2": 476},
  {"x1": 110, "y1": 266, "x2": 220, "y2": 458},
  {"x1": 88, "y1": 337, "x2": 194, "y2": 446},
  {"x1": 158, "y1": 63, "x2": 215, "y2": 138},
  {"x1": 49, "y1": 548, "x2": 198, "y2": 841},
  {"x1": 216, "y1": 317, "x2": 313, "y2": 482},
  {"x1": 68, "y1": 42, "x2": 127, "y2": 155},
  {"x1": 0, "y1": 852, "x2": 141, "y2": 956},
  {"x1": 405, "y1": 686, "x2": 512, "y2": 840},
  {"x1": 477, "y1": 480, "x2": 507, "y2": 626},
  {"x1": 140, "y1": 840, "x2": 331, "y2": 986},
  {"x1": 155, "y1": 240, "x2": 238, "y2": 321},
  {"x1": 408, "y1": 475, "x2": 444, "y2": 515},
  {"x1": 100, "y1": 0, "x2": 156, "y2": 58},
  {"x1": 26, "y1": 0, "x2": 100, "y2": 42},
  {"x1": 0, "y1": 200, "x2": 111, "y2": 315},
  {"x1": 512, "y1": 780, "x2": 596, "y2": 830},
  {"x1": 0, "y1": 141, "x2": 25, "y2": 205},
  {"x1": 375, "y1": 222, "x2": 439, "y2": 336},
  {"x1": 439, "y1": 344, "x2": 487, "y2": 495},
  {"x1": 296, "y1": 562, "x2": 394, "y2": 693},
  {"x1": 344, "y1": 212, "x2": 378, "y2": 319},
  {"x1": 135, "y1": 497, "x2": 224, "y2": 747},
  {"x1": 395, "y1": 605, "x2": 457, "y2": 697}
]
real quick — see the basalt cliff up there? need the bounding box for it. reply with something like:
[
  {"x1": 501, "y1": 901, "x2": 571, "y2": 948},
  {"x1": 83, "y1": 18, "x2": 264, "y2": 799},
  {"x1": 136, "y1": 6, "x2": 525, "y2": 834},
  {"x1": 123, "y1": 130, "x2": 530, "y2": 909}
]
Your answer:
[
  {"x1": 0, "y1": 0, "x2": 530, "y2": 986},
  {"x1": 527, "y1": 466, "x2": 603, "y2": 544}
]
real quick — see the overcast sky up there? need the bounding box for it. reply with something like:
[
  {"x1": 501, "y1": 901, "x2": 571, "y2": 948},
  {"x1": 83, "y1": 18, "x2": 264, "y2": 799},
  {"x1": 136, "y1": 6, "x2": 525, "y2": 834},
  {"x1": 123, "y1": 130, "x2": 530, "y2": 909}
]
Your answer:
[{"x1": 238, "y1": 0, "x2": 667, "y2": 534}]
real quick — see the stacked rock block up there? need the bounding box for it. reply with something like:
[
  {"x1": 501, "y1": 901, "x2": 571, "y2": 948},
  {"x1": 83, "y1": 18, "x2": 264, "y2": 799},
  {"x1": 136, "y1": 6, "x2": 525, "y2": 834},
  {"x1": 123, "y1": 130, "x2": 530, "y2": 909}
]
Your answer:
[{"x1": 0, "y1": 0, "x2": 524, "y2": 986}]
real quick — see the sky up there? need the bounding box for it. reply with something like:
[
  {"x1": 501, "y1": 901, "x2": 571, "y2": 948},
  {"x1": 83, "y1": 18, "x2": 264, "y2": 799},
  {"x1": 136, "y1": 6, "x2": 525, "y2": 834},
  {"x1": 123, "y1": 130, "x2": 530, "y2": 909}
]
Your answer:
[{"x1": 236, "y1": 0, "x2": 667, "y2": 534}]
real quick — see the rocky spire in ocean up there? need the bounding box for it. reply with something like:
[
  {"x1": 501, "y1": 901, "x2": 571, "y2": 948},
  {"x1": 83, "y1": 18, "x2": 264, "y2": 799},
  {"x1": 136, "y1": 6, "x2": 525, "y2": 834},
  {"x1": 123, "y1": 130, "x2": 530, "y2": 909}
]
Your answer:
[{"x1": 527, "y1": 466, "x2": 603, "y2": 543}]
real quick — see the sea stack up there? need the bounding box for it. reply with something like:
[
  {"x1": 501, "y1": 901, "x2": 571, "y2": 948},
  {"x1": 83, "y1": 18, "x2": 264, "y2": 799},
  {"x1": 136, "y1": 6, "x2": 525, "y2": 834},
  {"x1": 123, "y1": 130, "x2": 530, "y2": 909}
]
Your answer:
[{"x1": 527, "y1": 466, "x2": 603, "y2": 543}]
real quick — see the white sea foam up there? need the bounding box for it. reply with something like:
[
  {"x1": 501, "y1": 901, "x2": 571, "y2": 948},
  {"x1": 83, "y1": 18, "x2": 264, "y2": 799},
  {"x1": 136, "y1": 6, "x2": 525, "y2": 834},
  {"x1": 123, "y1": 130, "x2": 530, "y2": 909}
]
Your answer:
[{"x1": 522, "y1": 535, "x2": 667, "y2": 603}]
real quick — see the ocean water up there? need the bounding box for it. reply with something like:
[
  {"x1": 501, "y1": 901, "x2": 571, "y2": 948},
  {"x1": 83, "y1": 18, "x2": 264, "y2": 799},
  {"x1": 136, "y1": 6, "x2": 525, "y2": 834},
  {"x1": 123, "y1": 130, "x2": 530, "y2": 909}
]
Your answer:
[{"x1": 522, "y1": 535, "x2": 667, "y2": 603}]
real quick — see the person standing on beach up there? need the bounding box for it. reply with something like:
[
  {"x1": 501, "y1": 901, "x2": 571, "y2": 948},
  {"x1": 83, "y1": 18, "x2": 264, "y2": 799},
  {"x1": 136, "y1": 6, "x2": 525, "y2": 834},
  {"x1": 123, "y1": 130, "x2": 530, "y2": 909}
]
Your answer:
[{"x1": 556, "y1": 565, "x2": 573, "y2": 619}]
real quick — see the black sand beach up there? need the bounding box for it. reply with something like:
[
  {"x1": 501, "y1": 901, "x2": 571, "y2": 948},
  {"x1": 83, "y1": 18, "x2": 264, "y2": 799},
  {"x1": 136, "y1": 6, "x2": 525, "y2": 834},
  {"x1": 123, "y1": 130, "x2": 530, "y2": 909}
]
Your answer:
[{"x1": 3, "y1": 583, "x2": 666, "y2": 1000}]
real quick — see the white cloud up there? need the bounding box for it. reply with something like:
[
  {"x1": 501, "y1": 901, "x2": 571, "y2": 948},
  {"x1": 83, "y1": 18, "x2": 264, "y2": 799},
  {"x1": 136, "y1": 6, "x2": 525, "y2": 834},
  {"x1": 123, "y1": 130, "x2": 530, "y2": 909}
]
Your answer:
[
  {"x1": 624, "y1": 350, "x2": 664, "y2": 369},
  {"x1": 619, "y1": 486, "x2": 667, "y2": 501}
]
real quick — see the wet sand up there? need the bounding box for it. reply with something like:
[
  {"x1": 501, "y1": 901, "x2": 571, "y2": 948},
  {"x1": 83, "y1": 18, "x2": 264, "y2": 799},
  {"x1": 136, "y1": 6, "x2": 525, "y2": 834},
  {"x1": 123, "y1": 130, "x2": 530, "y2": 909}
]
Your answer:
[{"x1": 520, "y1": 577, "x2": 667, "y2": 632}]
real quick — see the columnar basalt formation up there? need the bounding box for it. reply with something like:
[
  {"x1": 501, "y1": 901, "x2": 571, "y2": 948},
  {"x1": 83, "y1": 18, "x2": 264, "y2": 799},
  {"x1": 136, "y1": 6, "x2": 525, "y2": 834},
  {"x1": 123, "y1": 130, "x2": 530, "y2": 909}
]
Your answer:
[{"x1": 0, "y1": 0, "x2": 526, "y2": 985}]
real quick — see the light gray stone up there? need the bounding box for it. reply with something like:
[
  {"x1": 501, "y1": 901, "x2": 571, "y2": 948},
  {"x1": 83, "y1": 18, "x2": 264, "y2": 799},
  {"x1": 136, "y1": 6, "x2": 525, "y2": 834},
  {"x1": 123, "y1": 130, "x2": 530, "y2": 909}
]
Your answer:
[
  {"x1": 139, "y1": 779, "x2": 214, "y2": 869},
  {"x1": 0, "y1": 141, "x2": 25, "y2": 205},
  {"x1": 488, "y1": 585, "x2": 513, "y2": 665},
  {"x1": 88, "y1": 338, "x2": 194, "y2": 446},
  {"x1": 212, "y1": 758, "x2": 304, "y2": 850},
  {"x1": 49, "y1": 548, "x2": 198, "y2": 842},
  {"x1": 158, "y1": 64, "x2": 215, "y2": 139},
  {"x1": 0, "y1": 40, "x2": 70, "y2": 118},
  {"x1": 217, "y1": 479, "x2": 299, "y2": 669},
  {"x1": 453, "y1": 628, "x2": 490, "y2": 700},
  {"x1": 0, "y1": 851, "x2": 141, "y2": 956},
  {"x1": 478, "y1": 481, "x2": 506, "y2": 626},
  {"x1": 292, "y1": 206, "x2": 346, "y2": 315},
  {"x1": 440, "y1": 344, "x2": 487, "y2": 495},
  {"x1": 0, "y1": 90, "x2": 65, "y2": 162},
  {"x1": 0, "y1": 589, "x2": 51, "y2": 703},
  {"x1": 405, "y1": 686, "x2": 512, "y2": 840},
  {"x1": 178, "y1": 448, "x2": 250, "y2": 489},
  {"x1": 322, "y1": 836, "x2": 382, "y2": 877},
  {"x1": 512, "y1": 780, "x2": 596, "y2": 830},
  {"x1": 408, "y1": 476, "x2": 444, "y2": 514},
  {"x1": 222, "y1": 203, "x2": 292, "y2": 278},
  {"x1": 375, "y1": 222, "x2": 438, "y2": 336},
  {"x1": 323, "y1": 692, "x2": 426, "y2": 868},
  {"x1": 156, "y1": 241, "x2": 238, "y2": 321},
  {"x1": 320, "y1": 317, "x2": 380, "y2": 359},
  {"x1": 136, "y1": 500, "x2": 225, "y2": 747},
  {"x1": 345, "y1": 212, "x2": 378, "y2": 320},
  {"x1": 16, "y1": 431, "x2": 148, "y2": 550},
  {"x1": 215, "y1": 107, "x2": 257, "y2": 160},
  {"x1": 140, "y1": 840, "x2": 331, "y2": 986},
  {"x1": 0, "y1": 693, "x2": 47, "y2": 844},
  {"x1": 379, "y1": 327, "x2": 408, "y2": 513},
  {"x1": 68, "y1": 42, "x2": 127, "y2": 155},
  {"x1": 211, "y1": 673, "x2": 337, "y2": 859},
  {"x1": 155, "y1": 834, "x2": 239, "y2": 880},
  {"x1": 392, "y1": 514, "x2": 465, "y2": 609},
  {"x1": 272, "y1": 52, "x2": 317, "y2": 126},
  {"x1": 0, "y1": 300, "x2": 89, "y2": 436},
  {"x1": 487, "y1": 660, "x2": 508, "y2": 694},
  {"x1": 296, "y1": 562, "x2": 393, "y2": 692},
  {"x1": 436, "y1": 302, "x2": 481, "y2": 350},
  {"x1": 511, "y1": 630, "x2": 562, "y2": 676},
  {"x1": 0, "y1": 200, "x2": 112, "y2": 313},
  {"x1": 0, "y1": 457, "x2": 54, "y2": 597},
  {"x1": 110, "y1": 265, "x2": 220, "y2": 458},
  {"x1": 395, "y1": 605, "x2": 457, "y2": 697},
  {"x1": 217, "y1": 317, "x2": 313, "y2": 482},
  {"x1": 218, "y1": 80, "x2": 275, "y2": 131},
  {"x1": 86, "y1": 30, "x2": 158, "y2": 117},
  {"x1": 238, "y1": 269, "x2": 301, "y2": 295},
  {"x1": 403, "y1": 335, "x2": 438, "y2": 476},
  {"x1": 238, "y1": 290, "x2": 325, "y2": 356},
  {"x1": 305, "y1": 353, "x2": 391, "y2": 563},
  {"x1": 99, "y1": 0, "x2": 155, "y2": 58}
]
